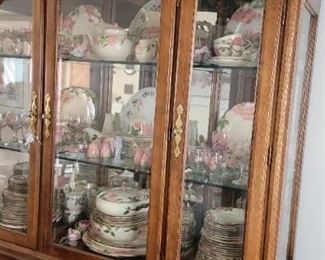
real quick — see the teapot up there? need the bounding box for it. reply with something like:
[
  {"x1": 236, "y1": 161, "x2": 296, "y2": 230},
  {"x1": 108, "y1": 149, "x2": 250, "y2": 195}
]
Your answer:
[{"x1": 90, "y1": 28, "x2": 134, "y2": 61}]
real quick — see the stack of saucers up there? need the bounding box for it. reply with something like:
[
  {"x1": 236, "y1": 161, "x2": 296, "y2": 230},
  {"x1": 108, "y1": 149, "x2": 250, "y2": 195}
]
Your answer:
[
  {"x1": 52, "y1": 188, "x2": 65, "y2": 223},
  {"x1": 0, "y1": 163, "x2": 29, "y2": 231},
  {"x1": 83, "y1": 187, "x2": 149, "y2": 257},
  {"x1": 182, "y1": 208, "x2": 195, "y2": 249},
  {"x1": 196, "y1": 208, "x2": 245, "y2": 260}
]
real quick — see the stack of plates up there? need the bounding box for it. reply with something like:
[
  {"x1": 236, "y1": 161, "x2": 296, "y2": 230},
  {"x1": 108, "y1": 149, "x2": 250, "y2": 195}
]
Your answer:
[
  {"x1": 83, "y1": 187, "x2": 149, "y2": 257},
  {"x1": 196, "y1": 208, "x2": 245, "y2": 260},
  {"x1": 0, "y1": 164, "x2": 29, "y2": 231},
  {"x1": 52, "y1": 188, "x2": 65, "y2": 223},
  {"x1": 83, "y1": 229, "x2": 146, "y2": 257},
  {"x1": 182, "y1": 208, "x2": 195, "y2": 249}
]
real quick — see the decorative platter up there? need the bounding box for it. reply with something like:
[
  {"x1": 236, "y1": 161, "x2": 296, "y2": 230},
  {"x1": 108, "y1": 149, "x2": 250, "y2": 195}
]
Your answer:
[
  {"x1": 217, "y1": 102, "x2": 255, "y2": 147},
  {"x1": 120, "y1": 87, "x2": 156, "y2": 136},
  {"x1": 60, "y1": 86, "x2": 98, "y2": 124},
  {"x1": 129, "y1": 0, "x2": 161, "y2": 41},
  {"x1": 61, "y1": 5, "x2": 103, "y2": 36},
  {"x1": 225, "y1": 0, "x2": 264, "y2": 36}
]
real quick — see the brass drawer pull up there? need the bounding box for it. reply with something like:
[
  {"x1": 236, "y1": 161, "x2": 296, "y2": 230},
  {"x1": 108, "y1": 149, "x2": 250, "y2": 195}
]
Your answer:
[
  {"x1": 174, "y1": 104, "x2": 184, "y2": 158},
  {"x1": 29, "y1": 91, "x2": 38, "y2": 137},
  {"x1": 44, "y1": 93, "x2": 52, "y2": 138}
]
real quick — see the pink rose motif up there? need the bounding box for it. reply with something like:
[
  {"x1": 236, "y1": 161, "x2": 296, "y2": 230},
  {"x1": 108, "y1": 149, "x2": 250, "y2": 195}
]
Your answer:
[
  {"x1": 61, "y1": 90, "x2": 72, "y2": 104},
  {"x1": 231, "y1": 36, "x2": 243, "y2": 46},
  {"x1": 77, "y1": 219, "x2": 90, "y2": 232},
  {"x1": 233, "y1": 6, "x2": 258, "y2": 24},
  {"x1": 63, "y1": 17, "x2": 75, "y2": 31},
  {"x1": 84, "y1": 5, "x2": 101, "y2": 24},
  {"x1": 212, "y1": 132, "x2": 230, "y2": 154},
  {"x1": 107, "y1": 35, "x2": 119, "y2": 46},
  {"x1": 232, "y1": 104, "x2": 255, "y2": 121}
]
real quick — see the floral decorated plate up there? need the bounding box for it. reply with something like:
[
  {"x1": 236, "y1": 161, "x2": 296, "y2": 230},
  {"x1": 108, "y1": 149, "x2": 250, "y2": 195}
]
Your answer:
[
  {"x1": 225, "y1": 0, "x2": 264, "y2": 36},
  {"x1": 96, "y1": 187, "x2": 149, "y2": 217},
  {"x1": 83, "y1": 231, "x2": 146, "y2": 257},
  {"x1": 120, "y1": 87, "x2": 156, "y2": 136},
  {"x1": 60, "y1": 86, "x2": 98, "y2": 124},
  {"x1": 129, "y1": 0, "x2": 161, "y2": 41},
  {"x1": 217, "y1": 102, "x2": 255, "y2": 147},
  {"x1": 61, "y1": 5, "x2": 103, "y2": 36}
]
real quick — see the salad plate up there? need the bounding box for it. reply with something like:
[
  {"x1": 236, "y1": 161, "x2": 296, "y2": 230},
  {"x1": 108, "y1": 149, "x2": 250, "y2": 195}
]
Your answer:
[
  {"x1": 129, "y1": 0, "x2": 161, "y2": 41},
  {"x1": 217, "y1": 102, "x2": 255, "y2": 148},
  {"x1": 120, "y1": 87, "x2": 156, "y2": 136},
  {"x1": 60, "y1": 86, "x2": 98, "y2": 124}
]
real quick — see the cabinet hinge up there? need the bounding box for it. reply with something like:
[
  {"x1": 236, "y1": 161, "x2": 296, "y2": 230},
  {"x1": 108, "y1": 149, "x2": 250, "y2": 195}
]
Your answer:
[
  {"x1": 267, "y1": 146, "x2": 273, "y2": 167},
  {"x1": 281, "y1": 3, "x2": 287, "y2": 26}
]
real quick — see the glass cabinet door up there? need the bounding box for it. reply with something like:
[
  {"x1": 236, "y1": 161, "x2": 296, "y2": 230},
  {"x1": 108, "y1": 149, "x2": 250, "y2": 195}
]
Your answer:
[
  {"x1": 41, "y1": 0, "x2": 176, "y2": 258},
  {"x1": 0, "y1": 0, "x2": 42, "y2": 248},
  {"x1": 164, "y1": 0, "x2": 282, "y2": 259}
]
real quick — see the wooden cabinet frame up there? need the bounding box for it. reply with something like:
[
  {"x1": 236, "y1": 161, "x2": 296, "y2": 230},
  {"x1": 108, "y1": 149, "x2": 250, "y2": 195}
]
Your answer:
[
  {"x1": 0, "y1": 0, "x2": 44, "y2": 249},
  {"x1": 0, "y1": 0, "x2": 320, "y2": 259},
  {"x1": 39, "y1": 0, "x2": 178, "y2": 259},
  {"x1": 264, "y1": 0, "x2": 320, "y2": 259},
  {"x1": 163, "y1": 0, "x2": 292, "y2": 259}
]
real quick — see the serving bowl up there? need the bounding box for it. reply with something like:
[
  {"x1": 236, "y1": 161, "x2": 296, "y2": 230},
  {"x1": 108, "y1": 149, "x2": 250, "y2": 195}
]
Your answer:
[{"x1": 95, "y1": 187, "x2": 149, "y2": 217}]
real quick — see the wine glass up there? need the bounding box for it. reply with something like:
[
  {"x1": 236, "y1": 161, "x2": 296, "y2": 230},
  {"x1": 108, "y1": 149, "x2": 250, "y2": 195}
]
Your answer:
[
  {"x1": 0, "y1": 113, "x2": 7, "y2": 143},
  {"x1": 6, "y1": 112, "x2": 22, "y2": 143}
]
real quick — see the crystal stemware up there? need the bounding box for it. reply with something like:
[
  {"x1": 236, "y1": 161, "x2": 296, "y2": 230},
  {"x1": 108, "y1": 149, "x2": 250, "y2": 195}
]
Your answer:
[
  {"x1": 0, "y1": 113, "x2": 7, "y2": 142},
  {"x1": 6, "y1": 112, "x2": 22, "y2": 143}
]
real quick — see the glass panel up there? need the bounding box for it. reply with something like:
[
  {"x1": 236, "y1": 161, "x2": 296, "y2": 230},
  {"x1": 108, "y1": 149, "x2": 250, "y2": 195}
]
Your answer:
[
  {"x1": 182, "y1": 0, "x2": 264, "y2": 259},
  {"x1": 53, "y1": 0, "x2": 160, "y2": 258},
  {"x1": 276, "y1": 6, "x2": 312, "y2": 259},
  {"x1": 0, "y1": 0, "x2": 33, "y2": 233}
]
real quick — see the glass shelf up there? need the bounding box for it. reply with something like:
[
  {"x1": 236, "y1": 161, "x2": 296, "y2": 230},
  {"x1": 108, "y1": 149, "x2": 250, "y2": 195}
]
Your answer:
[
  {"x1": 57, "y1": 153, "x2": 150, "y2": 175},
  {"x1": 59, "y1": 55, "x2": 257, "y2": 71},
  {"x1": 185, "y1": 176, "x2": 247, "y2": 192},
  {"x1": 59, "y1": 55, "x2": 157, "y2": 67},
  {"x1": 0, "y1": 141, "x2": 29, "y2": 153},
  {"x1": 0, "y1": 54, "x2": 31, "y2": 60}
]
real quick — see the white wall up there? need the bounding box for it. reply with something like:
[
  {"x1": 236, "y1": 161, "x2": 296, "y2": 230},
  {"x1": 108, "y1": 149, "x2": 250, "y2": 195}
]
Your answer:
[{"x1": 294, "y1": 2, "x2": 325, "y2": 260}]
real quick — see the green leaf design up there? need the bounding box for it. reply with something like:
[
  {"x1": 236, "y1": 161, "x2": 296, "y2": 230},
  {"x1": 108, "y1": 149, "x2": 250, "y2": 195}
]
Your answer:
[{"x1": 217, "y1": 117, "x2": 230, "y2": 131}]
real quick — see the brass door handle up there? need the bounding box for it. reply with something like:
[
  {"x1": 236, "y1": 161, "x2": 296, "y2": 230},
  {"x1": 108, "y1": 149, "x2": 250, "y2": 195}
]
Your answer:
[
  {"x1": 44, "y1": 93, "x2": 52, "y2": 138},
  {"x1": 173, "y1": 104, "x2": 184, "y2": 158},
  {"x1": 29, "y1": 91, "x2": 38, "y2": 137}
]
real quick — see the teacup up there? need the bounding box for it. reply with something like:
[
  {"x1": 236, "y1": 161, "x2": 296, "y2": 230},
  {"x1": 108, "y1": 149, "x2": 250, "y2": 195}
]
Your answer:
[
  {"x1": 213, "y1": 34, "x2": 255, "y2": 59},
  {"x1": 135, "y1": 39, "x2": 158, "y2": 62}
]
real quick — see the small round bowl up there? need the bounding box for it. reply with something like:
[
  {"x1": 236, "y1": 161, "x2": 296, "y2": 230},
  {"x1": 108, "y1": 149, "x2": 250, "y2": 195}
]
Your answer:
[
  {"x1": 213, "y1": 34, "x2": 248, "y2": 58},
  {"x1": 90, "y1": 214, "x2": 147, "y2": 242},
  {"x1": 95, "y1": 187, "x2": 149, "y2": 217}
]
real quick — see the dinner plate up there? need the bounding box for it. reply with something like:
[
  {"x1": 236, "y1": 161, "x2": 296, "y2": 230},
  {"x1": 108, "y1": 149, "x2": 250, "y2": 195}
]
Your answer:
[
  {"x1": 129, "y1": 0, "x2": 161, "y2": 41},
  {"x1": 217, "y1": 102, "x2": 255, "y2": 148},
  {"x1": 60, "y1": 86, "x2": 98, "y2": 124},
  {"x1": 120, "y1": 87, "x2": 156, "y2": 136}
]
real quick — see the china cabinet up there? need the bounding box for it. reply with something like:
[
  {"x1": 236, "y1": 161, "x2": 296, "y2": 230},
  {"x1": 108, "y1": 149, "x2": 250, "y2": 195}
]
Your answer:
[{"x1": 0, "y1": 0, "x2": 320, "y2": 259}]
